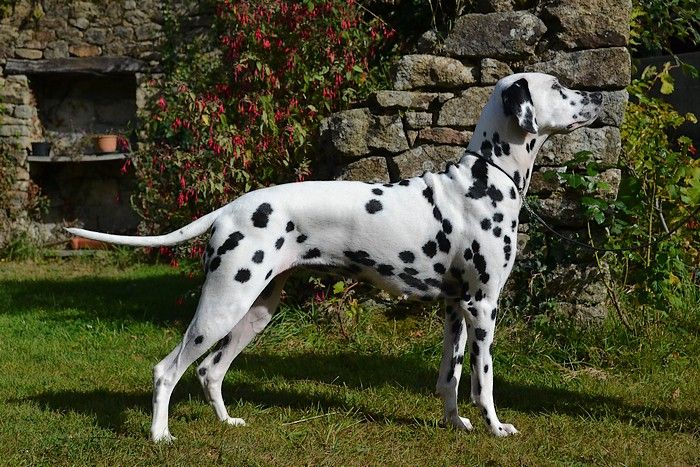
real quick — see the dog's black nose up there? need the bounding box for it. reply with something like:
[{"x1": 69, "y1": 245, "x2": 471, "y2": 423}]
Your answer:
[{"x1": 590, "y1": 92, "x2": 603, "y2": 105}]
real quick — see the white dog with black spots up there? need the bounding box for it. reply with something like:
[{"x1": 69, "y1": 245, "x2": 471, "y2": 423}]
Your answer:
[{"x1": 67, "y1": 72, "x2": 603, "y2": 442}]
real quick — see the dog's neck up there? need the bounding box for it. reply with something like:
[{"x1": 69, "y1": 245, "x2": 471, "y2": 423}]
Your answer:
[{"x1": 464, "y1": 103, "x2": 546, "y2": 196}]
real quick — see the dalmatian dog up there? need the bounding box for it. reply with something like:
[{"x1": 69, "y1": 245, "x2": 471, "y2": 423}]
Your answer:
[{"x1": 66, "y1": 72, "x2": 602, "y2": 442}]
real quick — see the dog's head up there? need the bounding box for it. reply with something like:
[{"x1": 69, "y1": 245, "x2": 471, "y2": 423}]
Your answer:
[{"x1": 498, "y1": 73, "x2": 602, "y2": 135}]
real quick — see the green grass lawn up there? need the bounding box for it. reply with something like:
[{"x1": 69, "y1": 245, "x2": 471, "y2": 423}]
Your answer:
[{"x1": 0, "y1": 257, "x2": 698, "y2": 465}]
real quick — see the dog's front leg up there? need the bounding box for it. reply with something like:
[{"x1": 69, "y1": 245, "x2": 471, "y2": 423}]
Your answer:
[
  {"x1": 466, "y1": 301, "x2": 518, "y2": 436},
  {"x1": 436, "y1": 299, "x2": 472, "y2": 430}
]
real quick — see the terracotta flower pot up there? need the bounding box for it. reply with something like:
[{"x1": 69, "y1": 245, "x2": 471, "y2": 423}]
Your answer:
[{"x1": 95, "y1": 134, "x2": 118, "y2": 153}]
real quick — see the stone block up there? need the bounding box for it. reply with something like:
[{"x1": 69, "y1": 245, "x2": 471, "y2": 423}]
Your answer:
[
  {"x1": 0, "y1": 125, "x2": 31, "y2": 137},
  {"x1": 437, "y1": 86, "x2": 494, "y2": 128},
  {"x1": 404, "y1": 111, "x2": 434, "y2": 130},
  {"x1": 480, "y1": 58, "x2": 513, "y2": 84},
  {"x1": 598, "y1": 90, "x2": 628, "y2": 127},
  {"x1": 475, "y1": 0, "x2": 514, "y2": 12},
  {"x1": 525, "y1": 47, "x2": 631, "y2": 89},
  {"x1": 336, "y1": 156, "x2": 390, "y2": 183},
  {"x1": 319, "y1": 108, "x2": 372, "y2": 159},
  {"x1": 546, "y1": 264, "x2": 610, "y2": 322},
  {"x1": 44, "y1": 40, "x2": 70, "y2": 59},
  {"x1": 85, "y1": 28, "x2": 108, "y2": 45},
  {"x1": 12, "y1": 105, "x2": 36, "y2": 120},
  {"x1": 543, "y1": 0, "x2": 631, "y2": 49},
  {"x1": 15, "y1": 48, "x2": 42, "y2": 59},
  {"x1": 393, "y1": 54, "x2": 477, "y2": 90},
  {"x1": 392, "y1": 145, "x2": 466, "y2": 179},
  {"x1": 535, "y1": 194, "x2": 587, "y2": 226},
  {"x1": 69, "y1": 44, "x2": 101, "y2": 57},
  {"x1": 444, "y1": 12, "x2": 546, "y2": 59},
  {"x1": 371, "y1": 91, "x2": 444, "y2": 111},
  {"x1": 368, "y1": 115, "x2": 410, "y2": 154},
  {"x1": 538, "y1": 126, "x2": 621, "y2": 167},
  {"x1": 135, "y1": 23, "x2": 162, "y2": 41},
  {"x1": 417, "y1": 127, "x2": 473, "y2": 146},
  {"x1": 69, "y1": 17, "x2": 90, "y2": 30}
]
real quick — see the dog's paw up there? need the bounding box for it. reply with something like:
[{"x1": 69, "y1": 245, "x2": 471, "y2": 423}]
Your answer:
[
  {"x1": 152, "y1": 430, "x2": 177, "y2": 443},
  {"x1": 224, "y1": 417, "x2": 246, "y2": 427},
  {"x1": 442, "y1": 415, "x2": 473, "y2": 431},
  {"x1": 491, "y1": 422, "x2": 519, "y2": 437}
]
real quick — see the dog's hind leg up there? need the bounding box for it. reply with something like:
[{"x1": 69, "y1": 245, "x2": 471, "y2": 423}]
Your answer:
[
  {"x1": 465, "y1": 299, "x2": 518, "y2": 437},
  {"x1": 196, "y1": 272, "x2": 290, "y2": 425},
  {"x1": 436, "y1": 298, "x2": 472, "y2": 430},
  {"x1": 150, "y1": 279, "x2": 267, "y2": 443}
]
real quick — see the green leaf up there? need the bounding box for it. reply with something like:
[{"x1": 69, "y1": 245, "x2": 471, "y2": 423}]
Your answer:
[{"x1": 332, "y1": 281, "x2": 345, "y2": 295}]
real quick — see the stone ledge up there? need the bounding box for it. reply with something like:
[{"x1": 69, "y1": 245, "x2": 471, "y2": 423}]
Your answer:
[
  {"x1": 525, "y1": 47, "x2": 631, "y2": 89},
  {"x1": 393, "y1": 54, "x2": 477, "y2": 91},
  {"x1": 5, "y1": 56, "x2": 151, "y2": 75}
]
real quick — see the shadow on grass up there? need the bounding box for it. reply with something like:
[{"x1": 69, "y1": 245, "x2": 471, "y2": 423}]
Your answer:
[
  {"x1": 0, "y1": 274, "x2": 196, "y2": 326},
  {"x1": 20, "y1": 351, "x2": 699, "y2": 436}
]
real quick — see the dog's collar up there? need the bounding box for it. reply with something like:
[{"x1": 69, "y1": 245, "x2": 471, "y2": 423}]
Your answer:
[{"x1": 462, "y1": 150, "x2": 524, "y2": 201}]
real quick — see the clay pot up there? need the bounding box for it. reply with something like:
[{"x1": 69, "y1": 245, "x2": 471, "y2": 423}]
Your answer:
[{"x1": 95, "y1": 134, "x2": 118, "y2": 153}]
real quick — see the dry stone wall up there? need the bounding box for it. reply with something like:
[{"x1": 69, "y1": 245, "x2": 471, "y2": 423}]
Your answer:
[{"x1": 320, "y1": 0, "x2": 632, "y2": 321}]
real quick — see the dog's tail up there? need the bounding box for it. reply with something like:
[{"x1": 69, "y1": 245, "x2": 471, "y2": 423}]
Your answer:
[{"x1": 64, "y1": 206, "x2": 226, "y2": 247}]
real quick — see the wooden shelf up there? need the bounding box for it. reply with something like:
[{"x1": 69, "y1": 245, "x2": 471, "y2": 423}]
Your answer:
[{"x1": 28, "y1": 153, "x2": 128, "y2": 162}]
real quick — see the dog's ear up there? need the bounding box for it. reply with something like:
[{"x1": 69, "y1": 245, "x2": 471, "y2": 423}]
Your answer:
[{"x1": 502, "y1": 78, "x2": 538, "y2": 134}]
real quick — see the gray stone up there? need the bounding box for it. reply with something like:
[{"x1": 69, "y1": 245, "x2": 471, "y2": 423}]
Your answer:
[
  {"x1": 114, "y1": 26, "x2": 134, "y2": 41},
  {"x1": 598, "y1": 90, "x2": 628, "y2": 127},
  {"x1": 393, "y1": 54, "x2": 477, "y2": 91},
  {"x1": 404, "y1": 111, "x2": 434, "y2": 130},
  {"x1": 536, "y1": 194, "x2": 587, "y2": 226},
  {"x1": 69, "y1": 17, "x2": 90, "y2": 30},
  {"x1": 14, "y1": 48, "x2": 42, "y2": 59},
  {"x1": 336, "y1": 156, "x2": 390, "y2": 183},
  {"x1": 135, "y1": 23, "x2": 162, "y2": 41},
  {"x1": 546, "y1": 264, "x2": 610, "y2": 322},
  {"x1": 538, "y1": 126, "x2": 621, "y2": 167},
  {"x1": 71, "y1": 1, "x2": 99, "y2": 18},
  {"x1": 44, "y1": 40, "x2": 69, "y2": 59},
  {"x1": 69, "y1": 44, "x2": 101, "y2": 57},
  {"x1": 84, "y1": 28, "x2": 108, "y2": 45},
  {"x1": 415, "y1": 30, "x2": 441, "y2": 54},
  {"x1": 13, "y1": 105, "x2": 35, "y2": 120},
  {"x1": 0, "y1": 125, "x2": 31, "y2": 137},
  {"x1": 319, "y1": 108, "x2": 372, "y2": 159},
  {"x1": 543, "y1": 0, "x2": 631, "y2": 49},
  {"x1": 525, "y1": 48, "x2": 631, "y2": 89},
  {"x1": 371, "y1": 91, "x2": 443, "y2": 111},
  {"x1": 392, "y1": 145, "x2": 466, "y2": 178},
  {"x1": 480, "y1": 58, "x2": 513, "y2": 84},
  {"x1": 417, "y1": 127, "x2": 472, "y2": 146},
  {"x1": 437, "y1": 86, "x2": 494, "y2": 128},
  {"x1": 368, "y1": 115, "x2": 410, "y2": 154},
  {"x1": 444, "y1": 12, "x2": 546, "y2": 59}
]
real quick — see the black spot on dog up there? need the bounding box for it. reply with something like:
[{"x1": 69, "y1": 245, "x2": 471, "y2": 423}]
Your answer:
[
  {"x1": 198, "y1": 368, "x2": 206, "y2": 376},
  {"x1": 372, "y1": 188, "x2": 383, "y2": 195},
  {"x1": 432, "y1": 206, "x2": 442, "y2": 221},
  {"x1": 472, "y1": 240, "x2": 481, "y2": 252},
  {"x1": 286, "y1": 221, "x2": 295, "y2": 232},
  {"x1": 303, "y1": 248, "x2": 321, "y2": 259},
  {"x1": 475, "y1": 289, "x2": 484, "y2": 301},
  {"x1": 481, "y1": 140, "x2": 493, "y2": 159},
  {"x1": 486, "y1": 185, "x2": 503, "y2": 206},
  {"x1": 344, "y1": 250, "x2": 376, "y2": 267},
  {"x1": 213, "y1": 352, "x2": 222, "y2": 364},
  {"x1": 491, "y1": 308, "x2": 497, "y2": 320},
  {"x1": 265, "y1": 269, "x2": 273, "y2": 280},
  {"x1": 383, "y1": 183, "x2": 393, "y2": 188},
  {"x1": 404, "y1": 267, "x2": 419, "y2": 276},
  {"x1": 463, "y1": 248, "x2": 473, "y2": 261},
  {"x1": 235, "y1": 269, "x2": 251, "y2": 283},
  {"x1": 217, "y1": 231, "x2": 245, "y2": 255},
  {"x1": 456, "y1": 355, "x2": 464, "y2": 365},
  {"x1": 442, "y1": 219, "x2": 453, "y2": 234},
  {"x1": 296, "y1": 234, "x2": 308, "y2": 243},
  {"x1": 219, "y1": 334, "x2": 231, "y2": 349},
  {"x1": 209, "y1": 256, "x2": 222, "y2": 272},
  {"x1": 377, "y1": 264, "x2": 394, "y2": 276},
  {"x1": 433, "y1": 263, "x2": 446, "y2": 274},
  {"x1": 493, "y1": 212, "x2": 504, "y2": 222},
  {"x1": 475, "y1": 328, "x2": 487, "y2": 340},
  {"x1": 398, "y1": 273, "x2": 428, "y2": 291},
  {"x1": 195, "y1": 335, "x2": 204, "y2": 345},
  {"x1": 513, "y1": 171, "x2": 521, "y2": 188},
  {"x1": 493, "y1": 227, "x2": 502, "y2": 237},
  {"x1": 436, "y1": 231, "x2": 451, "y2": 253},
  {"x1": 510, "y1": 187, "x2": 517, "y2": 199},
  {"x1": 470, "y1": 352, "x2": 476, "y2": 368},
  {"x1": 484, "y1": 364, "x2": 489, "y2": 374},
  {"x1": 398, "y1": 179, "x2": 410, "y2": 186},
  {"x1": 275, "y1": 237, "x2": 285, "y2": 249},
  {"x1": 422, "y1": 241, "x2": 437, "y2": 258},
  {"x1": 251, "y1": 203, "x2": 273, "y2": 228},
  {"x1": 422, "y1": 187, "x2": 434, "y2": 204},
  {"x1": 472, "y1": 341, "x2": 479, "y2": 356},
  {"x1": 481, "y1": 218, "x2": 492, "y2": 230},
  {"x1": 399, "y1": 251, "x2": 415, "y2": 263},
  {"x1": 366, "y1": 199, "x2": 383, "y2": 214},
  {"x1": 252, "y1": 250, "x2": 264, "y2": 263}
]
